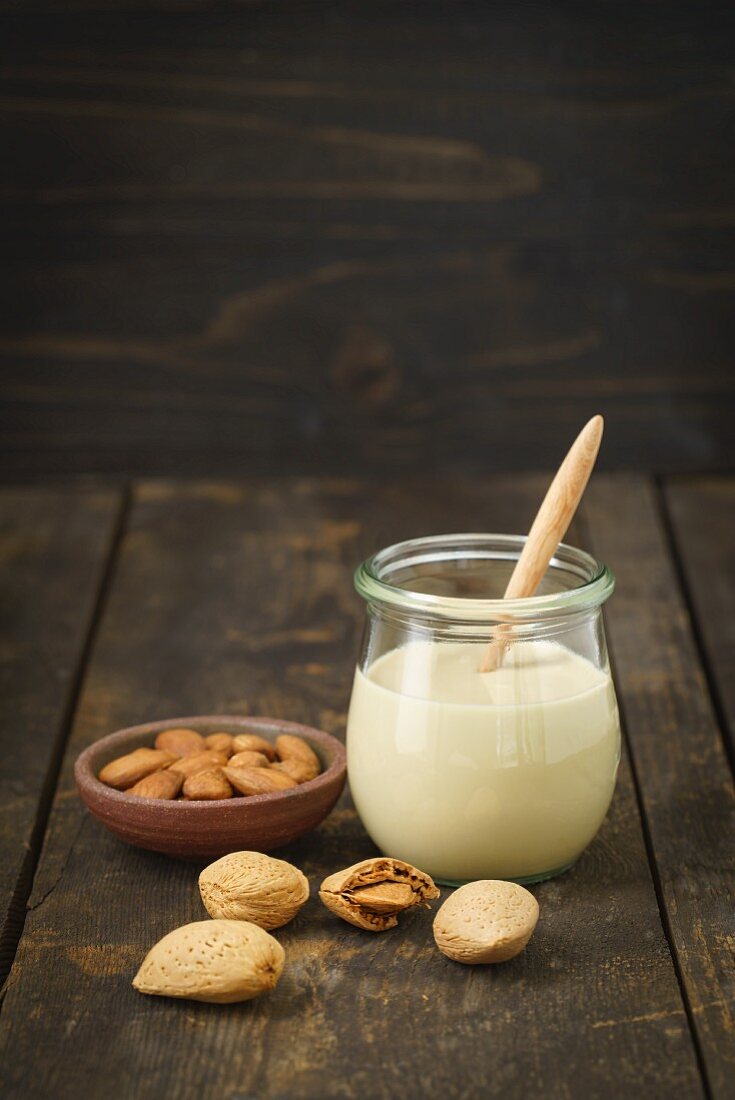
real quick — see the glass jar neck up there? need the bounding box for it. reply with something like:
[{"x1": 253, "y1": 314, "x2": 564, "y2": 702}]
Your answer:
[{"x1": 354, "y1": 533, "x2": 614, "y2": 627}]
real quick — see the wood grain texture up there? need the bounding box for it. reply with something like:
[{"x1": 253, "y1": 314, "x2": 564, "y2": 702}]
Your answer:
[
  {"x1": 663, "y1": 477, "x2": 735, "y2": 768},
  {"x1": 0, "y1": 478, "x2": 703, "y2": 1099},
  {"x1": 0, "y1": 486, "x2": 122, "y2": 983},
  {"x1": 583, "y1": 476, "x2": 735, "y2": 1098},
  {"x1": 1, "y1": 2, "x2": 734, "y2": 477}
]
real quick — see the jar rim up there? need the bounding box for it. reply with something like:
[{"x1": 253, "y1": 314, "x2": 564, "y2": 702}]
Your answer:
[{"x1": 354, "y1": 533, "x2": 614, "y2": 621}]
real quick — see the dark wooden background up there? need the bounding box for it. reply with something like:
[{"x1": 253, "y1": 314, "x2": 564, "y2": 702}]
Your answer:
[{"x1": 1, "y1": 0, "x2": 734, "y2": 479}]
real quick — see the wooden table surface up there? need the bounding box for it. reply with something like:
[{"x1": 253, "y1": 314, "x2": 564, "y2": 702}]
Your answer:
[{"x1": 0, "y1": 475, "x2": 733, "y2": 1100}]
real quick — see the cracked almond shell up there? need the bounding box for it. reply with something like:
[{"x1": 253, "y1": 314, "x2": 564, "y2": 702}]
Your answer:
[
  {"x1": 319, "y1": 857, "x2": 439, "y2": 931},
  {"x1": 199, "y1": 851, "x2": 310, "y2": 929},
  {"x1": 132, "y1": 919, "x2": 285, "y2": 1003}
]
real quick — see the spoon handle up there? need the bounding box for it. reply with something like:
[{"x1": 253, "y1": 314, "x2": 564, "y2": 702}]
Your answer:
[{"x1": 479, "y1": 415, "x2": 604, "y2": 672}]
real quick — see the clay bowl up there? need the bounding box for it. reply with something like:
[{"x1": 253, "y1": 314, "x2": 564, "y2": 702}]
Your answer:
[{"x1": 75, "y1": 715, "x2": 346, "y2": 860}]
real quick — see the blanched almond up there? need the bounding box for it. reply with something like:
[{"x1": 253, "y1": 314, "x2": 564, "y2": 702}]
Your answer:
[
  {"x1": 154, "y1": 728, "x2": 204, "y2": 757},
  {"x1": 127, "y1": 770, "x2": 183, "y2": 800},
  {"x1": 168, "y1": 750, "x2": 229, "y2": 779},
  {"x1": 231, "y1": 734, "x2": 277, "y2": 761},
  {"x1": 183, "y1": 768, "x2": 234, "y2": 801},
  {"x1": 224, "y1": 765, "x2": 298, "y2": 796},
  {"x1": 99, "y1": 748, "x2": 176, "y2": 790}
]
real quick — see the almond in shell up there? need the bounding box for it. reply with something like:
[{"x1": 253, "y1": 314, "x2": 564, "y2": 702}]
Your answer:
[
  {"x1": 132, "y1": 919, "x2": 285, "y2": 1004},
  {"x1": 432, "y1": 880, "x2": 539, "y2": 964},
  {"x1": 199, "y1": 851, "x2": 309, "y2": 929}
]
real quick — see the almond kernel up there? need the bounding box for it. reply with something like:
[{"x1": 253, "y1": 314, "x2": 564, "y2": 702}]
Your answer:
[
  {"x1": 223, "y1": 765, "x2": 298, "y2": 796},
  {"x1": 231, "y1": 734, "x2": 277, "y2": 761},
  {"x1": 127, "y1": 770, "x2": 183, "y2": 800},
  {"x1": 168, "y1": 750, "x2": 229, "y2": 779},
  {"x1": 154, "y1": 728, "x2": 204, "y2": 757},
  {"x1": 182, "y1": 768, "x2": 234, "y2": 801},
  {"x1": 98, "y1": 748, "x2": 176, "y2": 790}
]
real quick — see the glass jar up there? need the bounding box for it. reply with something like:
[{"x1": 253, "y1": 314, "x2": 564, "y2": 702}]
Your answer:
[{"x1": 346, "y1": 534, "x2": 620, "y2": 886}]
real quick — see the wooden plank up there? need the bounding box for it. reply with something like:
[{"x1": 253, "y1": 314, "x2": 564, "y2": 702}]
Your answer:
[
  {"x1": 583, "y1": 475, "x2": 735, "y2": 1098},
  {"x1": 2, "y1": 3, "x2": 734, "y2": 234},
  {"x1": 0, "y1": 4, "x2": 734, "y2": 478},
  {"x1": 0, "y1": 236, "x2": 732, "y2": 478},
  {"x1": 0, "y1": 486, "x2": 122, "y2": 982},
  {"x1": 663, "y1": 477, "x2": 735, "y2": 767},
  {"x1": 0, "y1": 477, "x2": 703, "y2": 1099}
]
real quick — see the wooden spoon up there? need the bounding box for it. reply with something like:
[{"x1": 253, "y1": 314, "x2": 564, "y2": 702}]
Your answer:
[{"x1": 479, "y1": 414, "x2": 604, "y2": 672}]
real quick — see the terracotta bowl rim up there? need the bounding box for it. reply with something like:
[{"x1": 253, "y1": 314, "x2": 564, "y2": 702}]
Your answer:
[{"x1": 75, "y1": 714, "x2": 347, "y2": 813}]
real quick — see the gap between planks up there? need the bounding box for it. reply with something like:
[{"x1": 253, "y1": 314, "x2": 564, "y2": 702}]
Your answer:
[
  {"x1": 0, "y1": 485, "x2": 131, "y2": 999},
  {"x1": 576, "y1": 501, "x2": 713, "y2": 1099},
  {"x1": 582, "y1": 476, "x2": 735, "y2": 1100},
  {"x1": 655, "y1": 475, "x2": 735, "y2": 782}
]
